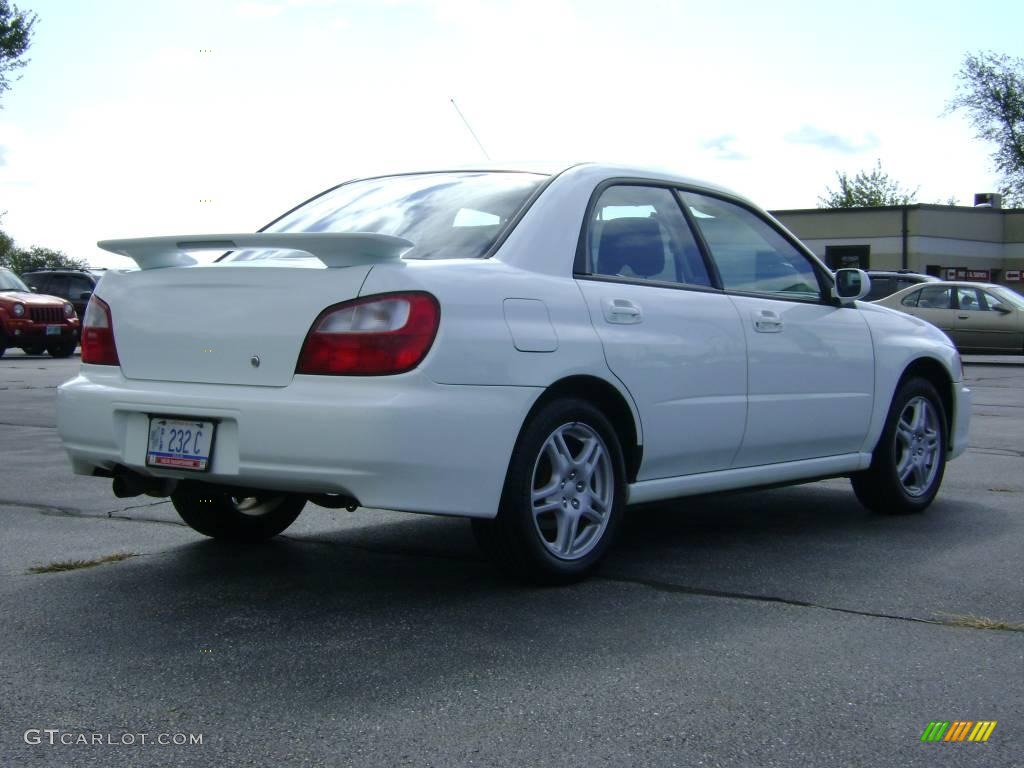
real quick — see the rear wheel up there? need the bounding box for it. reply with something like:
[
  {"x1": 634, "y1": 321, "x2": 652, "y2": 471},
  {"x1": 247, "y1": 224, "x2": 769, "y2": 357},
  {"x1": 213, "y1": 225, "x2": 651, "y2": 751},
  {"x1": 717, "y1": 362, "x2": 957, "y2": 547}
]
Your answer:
[
  {"x1": 852, "y1": 377, "x2": 947, "y2": 515},
  {"x1": 22, "y1": 344, "x2": 45, "y2": 356},
  {"x1": 0, "y1": 332, "x2": 7, "y2": 358},
  {"x1": 476, "y1": 398, "x2": 626, "y2": 584},
  {"x1": 171, "y1": 482, "x2": 306, "y2": 541}
]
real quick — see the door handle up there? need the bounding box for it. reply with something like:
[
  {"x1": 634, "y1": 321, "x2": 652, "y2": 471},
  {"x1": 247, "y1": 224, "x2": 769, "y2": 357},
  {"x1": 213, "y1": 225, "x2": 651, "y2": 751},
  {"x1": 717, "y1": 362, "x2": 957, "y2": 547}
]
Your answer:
[
  {"x1": 602, "y1": 298, "x2": 643, "y2": 324},
  {"x1": 751, "y1": 309, "x2": 783, "y2": 333},
  {"x1": 957, "y1": 315, "x2": 969, "y2": 319}
]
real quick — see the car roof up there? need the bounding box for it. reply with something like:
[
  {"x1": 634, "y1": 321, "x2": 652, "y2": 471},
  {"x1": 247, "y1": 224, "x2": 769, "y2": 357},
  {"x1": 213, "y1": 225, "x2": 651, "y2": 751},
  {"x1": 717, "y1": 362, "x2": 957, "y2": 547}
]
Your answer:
[
  {"x1": 883, "y1": 280, "x2": 1007, "y2": 296},
  {"x1": 866, "y1": 271, "x2": 938, "y2": 279},
  {"x1": 346, "y1": 162, "x2": 741, "y2": 198}
]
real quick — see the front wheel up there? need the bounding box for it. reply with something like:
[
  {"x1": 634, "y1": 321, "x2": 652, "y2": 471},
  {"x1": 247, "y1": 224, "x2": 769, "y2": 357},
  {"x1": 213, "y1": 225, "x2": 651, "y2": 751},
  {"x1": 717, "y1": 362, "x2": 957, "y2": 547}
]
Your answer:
[
  {"x1": 478, "y1": 398, "x2": 626, "y2": 584},
  {"x1": 22, "y1": 344, "x2": 46, "y2": 356},
  {"x1": 171, "y1": 482, "x2": 306, "y2": 541},
  {"x1": 852, "y1": 377, "x2": 947, "y2": 515},
  {"x1": 47, "y1": 338, "x2": 77, "y2": 358}
]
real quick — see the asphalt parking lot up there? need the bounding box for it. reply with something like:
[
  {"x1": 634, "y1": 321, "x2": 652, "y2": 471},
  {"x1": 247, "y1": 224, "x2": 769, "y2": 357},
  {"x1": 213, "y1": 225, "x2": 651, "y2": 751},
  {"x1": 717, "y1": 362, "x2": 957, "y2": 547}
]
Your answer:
[{"x1": 1, "y1": 350, "x2": 1021, "y2": 767}]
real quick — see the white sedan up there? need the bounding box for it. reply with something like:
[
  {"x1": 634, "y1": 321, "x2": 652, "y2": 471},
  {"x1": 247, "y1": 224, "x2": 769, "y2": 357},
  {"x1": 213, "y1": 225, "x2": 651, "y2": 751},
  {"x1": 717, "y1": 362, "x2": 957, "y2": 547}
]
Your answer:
[{"x1": 57, "y1": 164, "x2": 971, "y2": 582}]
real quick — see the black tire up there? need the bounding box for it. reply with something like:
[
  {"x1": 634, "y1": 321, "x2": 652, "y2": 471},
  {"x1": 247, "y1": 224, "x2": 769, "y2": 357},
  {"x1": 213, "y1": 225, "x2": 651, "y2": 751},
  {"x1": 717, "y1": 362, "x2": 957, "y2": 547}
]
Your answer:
[
  {"x1": 0, "y1": 333, "x2": 6, "y2": 358},
  {"x1": 22, "y1": 344, "x2": 46, "y2": 356},
  {"x1": 47, "y1": 339, "x2": 77, "y2": 358},
  {"x1": 171, "y1": 482, "x2": 306, "y2": 541},
  {"x1": 478, "y1": 398, "x2": 626, "y2": 584},
  {"x1": 852, "y1": 377, "x2": 947, "y2": 515}
]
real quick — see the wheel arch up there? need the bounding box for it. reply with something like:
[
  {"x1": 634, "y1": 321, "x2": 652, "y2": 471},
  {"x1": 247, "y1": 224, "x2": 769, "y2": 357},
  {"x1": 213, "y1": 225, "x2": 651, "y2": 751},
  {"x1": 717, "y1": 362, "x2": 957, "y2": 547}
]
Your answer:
[
  {"x1": 897, "y1": 356, "x2": 955, "y2": 439},
  {"x1": 522, "y1": 375, "x2": 643, "y2": 482}
]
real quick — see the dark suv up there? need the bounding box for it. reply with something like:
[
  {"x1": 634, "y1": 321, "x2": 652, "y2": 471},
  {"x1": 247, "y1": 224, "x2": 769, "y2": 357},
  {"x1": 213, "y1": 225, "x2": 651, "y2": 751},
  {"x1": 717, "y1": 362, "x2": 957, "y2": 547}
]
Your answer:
[
  {"x1": 864, "y1": 270, "x2": 940, "y2": 301},
  {"x1": 21, "y1": 269, "x2": 104, "y2": 319}
]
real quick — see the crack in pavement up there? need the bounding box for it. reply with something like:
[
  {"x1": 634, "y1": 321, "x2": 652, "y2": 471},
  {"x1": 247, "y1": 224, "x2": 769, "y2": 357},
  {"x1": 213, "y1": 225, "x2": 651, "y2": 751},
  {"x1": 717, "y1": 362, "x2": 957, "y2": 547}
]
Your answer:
[
  {"x1": 969, "y1": 446, "x2": 1024, "y2": 458},
  {"x1": 5, "y1": 501, "x2": 1019, "y2": 632},
  {"x1": 599, "y1": 574, "x2": 1022, "y2": 632},
  {"x1": 0, "y1": 498, "x2": 180, "y2": 524}
]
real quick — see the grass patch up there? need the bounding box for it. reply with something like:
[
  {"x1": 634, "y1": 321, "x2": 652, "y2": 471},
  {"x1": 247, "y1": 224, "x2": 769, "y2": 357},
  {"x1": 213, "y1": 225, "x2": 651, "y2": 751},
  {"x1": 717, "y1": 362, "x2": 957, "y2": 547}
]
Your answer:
[
  {"x1": 28, "y1": 552, "x2": 137, "y2": 574},
  {"x1": 936, "y1": 613, "x2": 1024, "y2": 632}
]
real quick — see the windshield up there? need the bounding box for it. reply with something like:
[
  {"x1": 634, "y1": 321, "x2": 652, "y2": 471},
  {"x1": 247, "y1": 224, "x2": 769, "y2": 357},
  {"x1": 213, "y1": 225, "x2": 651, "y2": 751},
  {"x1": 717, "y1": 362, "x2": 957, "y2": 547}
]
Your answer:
[
  {"x1": 991, "y1": 285, "x2": 1024, "y2": 309},
  {"x1": 0, "y1": 268, "x2": 30, "y2": 292},
  {"x1": 225, "y1": 171, "x2": 547, "y2": 262}
]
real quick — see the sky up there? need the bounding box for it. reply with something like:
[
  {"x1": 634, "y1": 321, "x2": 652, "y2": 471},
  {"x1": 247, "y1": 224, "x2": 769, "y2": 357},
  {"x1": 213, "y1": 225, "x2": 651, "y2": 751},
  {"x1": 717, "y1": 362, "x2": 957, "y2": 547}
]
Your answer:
[{"x1": 0, "y1": 0, "x2": 1021, "y2": 268}]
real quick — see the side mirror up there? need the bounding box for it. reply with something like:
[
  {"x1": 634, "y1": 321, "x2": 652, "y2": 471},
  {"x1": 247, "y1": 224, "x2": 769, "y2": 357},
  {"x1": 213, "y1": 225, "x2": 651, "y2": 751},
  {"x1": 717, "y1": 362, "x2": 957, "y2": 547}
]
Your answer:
[
  {"x1": 79, "y1": 291, "x2": 92, "y2": 301},
  {"x1": 29, "y1": 286, "x2": 39, "y2": 293},
  {"x1": 992, "y1": 304, "x2": 1012, "y2": 315},
  {"x1": 832, "y1": 268, "x2": 871, "y2": 303}
]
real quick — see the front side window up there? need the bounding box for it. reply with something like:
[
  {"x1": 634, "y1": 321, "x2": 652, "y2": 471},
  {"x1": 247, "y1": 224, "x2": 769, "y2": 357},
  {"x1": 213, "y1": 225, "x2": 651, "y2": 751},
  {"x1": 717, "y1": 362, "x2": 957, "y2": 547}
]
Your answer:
[
  {"x1": 680, "y1": 192, "x2": 822, "y2": 300},
  {"x1": 226, "y1": 171, "x2": 547, "y2": 262},
  {"x1": 585, "y1": 185, "x2": 712, "y2": 287},
  {"x1": 956, "y1": 287, "x2": 983, "y2": 311}
]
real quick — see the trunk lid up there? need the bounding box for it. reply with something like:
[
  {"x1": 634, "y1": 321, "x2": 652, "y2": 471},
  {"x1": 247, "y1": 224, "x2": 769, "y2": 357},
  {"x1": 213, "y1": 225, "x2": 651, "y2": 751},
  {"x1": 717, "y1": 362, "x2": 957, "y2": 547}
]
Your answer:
[{"x1": 99, "y1": 263, "x2": 372, "y2": 386}]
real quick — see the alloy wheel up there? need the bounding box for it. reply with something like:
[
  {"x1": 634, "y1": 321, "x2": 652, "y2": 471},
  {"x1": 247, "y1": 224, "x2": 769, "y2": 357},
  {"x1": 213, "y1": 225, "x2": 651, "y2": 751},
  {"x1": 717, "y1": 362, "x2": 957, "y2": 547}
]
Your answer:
[{"x1": 530, "y1": 422, "x2": 614, "y2": 560}]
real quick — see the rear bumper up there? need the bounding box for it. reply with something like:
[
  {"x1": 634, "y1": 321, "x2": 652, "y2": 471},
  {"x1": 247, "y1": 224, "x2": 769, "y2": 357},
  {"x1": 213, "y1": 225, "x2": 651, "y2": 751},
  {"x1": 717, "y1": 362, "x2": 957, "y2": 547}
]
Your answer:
[{"x1": 57, "y1": 367, "x2": 540, "y2": 518}]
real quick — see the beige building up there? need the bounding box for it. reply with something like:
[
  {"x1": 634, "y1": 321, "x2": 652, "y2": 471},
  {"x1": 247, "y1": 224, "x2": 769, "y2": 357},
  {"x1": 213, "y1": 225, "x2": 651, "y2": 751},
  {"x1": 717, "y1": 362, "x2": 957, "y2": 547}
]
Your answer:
[{"x1": 771, "y1": 200, "x2": 1024, "y2": 291}]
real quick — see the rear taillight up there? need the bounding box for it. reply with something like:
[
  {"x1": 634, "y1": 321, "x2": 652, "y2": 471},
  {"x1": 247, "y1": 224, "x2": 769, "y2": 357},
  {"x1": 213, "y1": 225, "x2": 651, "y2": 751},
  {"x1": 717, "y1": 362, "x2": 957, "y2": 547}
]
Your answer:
[
  {"x1": 296, "y1": 292, "x2": 440, "y2": 375},
  {"x1": 81, "y1": 297, "x2": 120, "y2": 366}
]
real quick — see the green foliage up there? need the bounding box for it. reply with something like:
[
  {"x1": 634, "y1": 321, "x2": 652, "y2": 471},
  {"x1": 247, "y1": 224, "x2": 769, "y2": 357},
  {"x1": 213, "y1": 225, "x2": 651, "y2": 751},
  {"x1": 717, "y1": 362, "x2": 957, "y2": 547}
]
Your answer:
[
  {"x1": 0, "y1": 214, "x2": 87, "y2": 274},
  {"x1": 947, "y1": 51, "x2": 1024, "y2": 207},
  {"x1": 0, "y1": 1, "x2": 37, "y2": 104},
  {"x1": 3, "y1": 244, "x2": 88, "y2": 274},
  {"x1": 818, "y1": 160, "x2": 919, "y2": 208}
]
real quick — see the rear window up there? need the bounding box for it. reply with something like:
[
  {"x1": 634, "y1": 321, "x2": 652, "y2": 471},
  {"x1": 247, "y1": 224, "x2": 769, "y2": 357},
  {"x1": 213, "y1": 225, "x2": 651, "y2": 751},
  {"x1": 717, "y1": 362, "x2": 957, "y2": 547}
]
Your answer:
[{"x1": 227, "y1": 172, "x2": 547, "y2": 262}]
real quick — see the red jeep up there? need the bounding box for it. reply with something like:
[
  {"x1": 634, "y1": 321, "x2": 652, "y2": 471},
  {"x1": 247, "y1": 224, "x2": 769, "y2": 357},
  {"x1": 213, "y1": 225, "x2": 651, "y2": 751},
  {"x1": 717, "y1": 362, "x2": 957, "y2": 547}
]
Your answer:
[{"x1": 0, "y1": 267, "x2": 81, "y2": 358}]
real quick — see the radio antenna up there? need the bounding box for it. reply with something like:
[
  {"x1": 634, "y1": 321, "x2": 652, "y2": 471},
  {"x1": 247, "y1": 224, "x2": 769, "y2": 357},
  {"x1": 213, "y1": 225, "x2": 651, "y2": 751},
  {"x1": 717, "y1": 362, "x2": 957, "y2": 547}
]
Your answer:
[{"x1": 450, "y1": 97, "x2": 491, "y2": 160}]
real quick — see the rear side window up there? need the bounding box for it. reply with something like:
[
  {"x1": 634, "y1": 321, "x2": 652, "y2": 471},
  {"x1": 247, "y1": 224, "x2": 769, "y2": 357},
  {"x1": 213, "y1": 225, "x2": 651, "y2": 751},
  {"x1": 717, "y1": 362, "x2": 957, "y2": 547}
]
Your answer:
[
  {"x1": 585, "y1": 185, "x2": 712, "y2": 287},
  {"x1": 900, "y1": 289, "x2": 921, "y2": 307},
  {"x1": 45, "y1": 274, "x2": 71, "y2": 298},
  {"x1": 915, "y1": 285, "x2": 953, "y2": 309},
  {"x1": 680, "y1": 192, "x2": 823, "y2": 300},
  {"x1": 69, "y1": 275, "x2": 94, "y2": 297},
  {"x1": 865, "y1": 277, "x2": 895, "y2": 300},
  {"x1": 231, "y1": 171, "x2": 547, "y2": 262}
]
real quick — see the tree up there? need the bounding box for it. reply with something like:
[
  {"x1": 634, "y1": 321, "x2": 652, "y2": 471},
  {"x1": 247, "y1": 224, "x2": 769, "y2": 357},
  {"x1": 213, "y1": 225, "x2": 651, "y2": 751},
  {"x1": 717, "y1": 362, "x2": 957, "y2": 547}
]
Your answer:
[
  {"x1": 946, "y1": 51, "x2": 1024, "y2": 207},
  {"x1": 0, "y1": 214, "x2": 87, "y2": 274},
  {"x1": 818, "y1": 160, "x2": 919, "y2": 208},
  {"x1": 2, "y1": 244, "x2": 88, "y2": 274},
  {"x1": 0, "y1": 1, "x2": 37, "y2": 104}
]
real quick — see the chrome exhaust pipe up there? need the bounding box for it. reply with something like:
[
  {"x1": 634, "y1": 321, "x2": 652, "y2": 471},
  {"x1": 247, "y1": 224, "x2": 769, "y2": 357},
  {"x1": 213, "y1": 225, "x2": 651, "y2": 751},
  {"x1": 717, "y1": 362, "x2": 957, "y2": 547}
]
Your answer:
[
  {"x1": 112, "y1": 471, "x2": 176, "y2": 499},
  {"x1": 112, "y1": 472, "x2": 146, "y2": 498},
  {"x1": 308, "y1": 493, "x2": 359, "y2": 511}
]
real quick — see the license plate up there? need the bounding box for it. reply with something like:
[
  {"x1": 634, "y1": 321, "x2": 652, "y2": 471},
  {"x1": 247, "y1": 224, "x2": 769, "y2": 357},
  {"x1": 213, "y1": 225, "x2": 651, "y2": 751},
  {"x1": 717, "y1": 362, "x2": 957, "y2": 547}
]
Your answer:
[
  {"x1": 146, "y1": 418, "x2": 215, "y2": 471},
  {"x1": 46, "y1": 325, "x2": 61, "y2": 336}
]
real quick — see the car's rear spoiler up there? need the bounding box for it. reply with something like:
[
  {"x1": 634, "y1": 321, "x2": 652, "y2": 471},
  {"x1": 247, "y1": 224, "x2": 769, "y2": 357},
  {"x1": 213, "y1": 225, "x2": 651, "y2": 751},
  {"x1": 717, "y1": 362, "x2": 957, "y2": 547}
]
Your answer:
[{"x1": 97, "y1": 232, "x2": 415, "y2": 270}]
